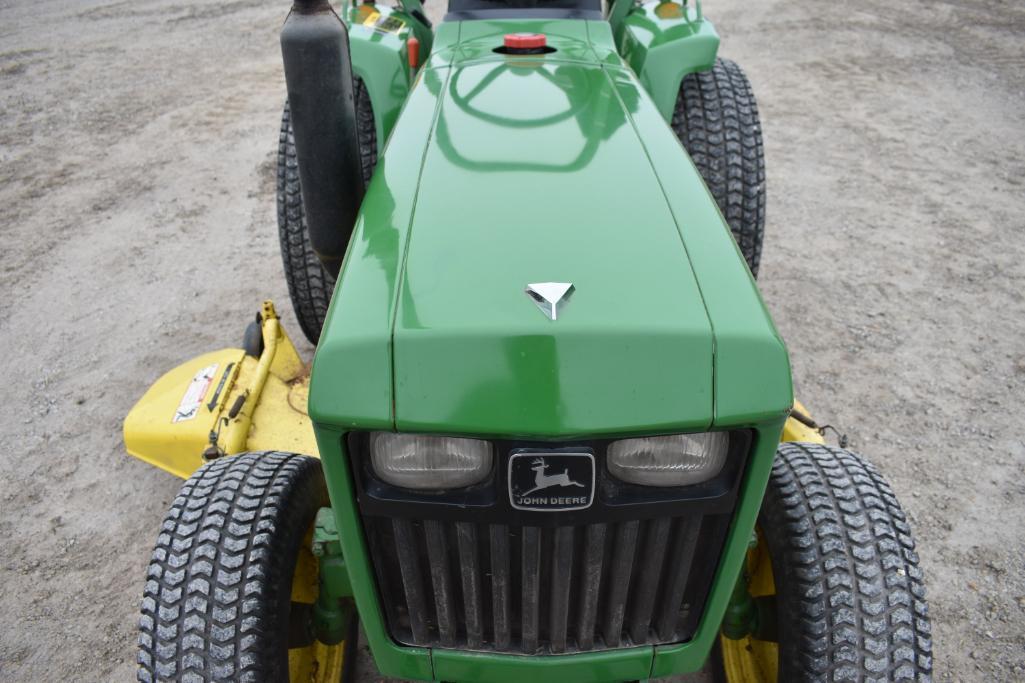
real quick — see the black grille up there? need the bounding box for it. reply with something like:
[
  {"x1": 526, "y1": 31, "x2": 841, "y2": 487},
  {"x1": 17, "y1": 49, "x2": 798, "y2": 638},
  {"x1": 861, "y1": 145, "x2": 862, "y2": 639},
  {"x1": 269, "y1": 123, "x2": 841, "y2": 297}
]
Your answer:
[{"x1": 363, "y1": 514, "x2": 729, "y2": 654}]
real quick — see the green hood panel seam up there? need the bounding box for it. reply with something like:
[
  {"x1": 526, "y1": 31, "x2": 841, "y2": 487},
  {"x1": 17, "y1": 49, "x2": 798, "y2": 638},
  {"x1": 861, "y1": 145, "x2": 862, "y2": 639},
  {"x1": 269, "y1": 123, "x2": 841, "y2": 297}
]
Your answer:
[{"x1": 388, "y1": 66, "x2": 454, "y2": 432}]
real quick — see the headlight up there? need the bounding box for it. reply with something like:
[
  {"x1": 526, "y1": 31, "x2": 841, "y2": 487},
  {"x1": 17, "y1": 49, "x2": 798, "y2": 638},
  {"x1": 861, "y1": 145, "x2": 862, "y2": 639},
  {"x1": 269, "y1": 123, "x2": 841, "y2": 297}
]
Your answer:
[
  {"x1": 369, "y1": 432, "x2": 493, "y2": 490},
  {"x1": 607, "y1": 432, "x2": 728, "y2": 486}
]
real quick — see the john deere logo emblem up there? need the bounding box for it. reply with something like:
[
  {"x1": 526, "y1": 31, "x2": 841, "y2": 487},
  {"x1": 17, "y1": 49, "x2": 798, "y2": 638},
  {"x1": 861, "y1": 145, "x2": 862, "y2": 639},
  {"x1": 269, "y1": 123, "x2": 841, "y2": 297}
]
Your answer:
[
  {"x1": 525, "y1": 282, "x2": 573, "y2": 320},
  {"x1": 508, "y1": 452, "x2": 594, "y2": 511}
]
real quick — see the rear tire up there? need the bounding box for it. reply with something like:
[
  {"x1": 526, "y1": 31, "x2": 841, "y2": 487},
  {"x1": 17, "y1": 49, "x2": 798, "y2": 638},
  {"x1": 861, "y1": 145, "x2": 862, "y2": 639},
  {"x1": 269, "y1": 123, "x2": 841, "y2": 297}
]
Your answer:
[
  {"x1": 673, "y1": 59, "x2": 766, "y2": 276},
  {"x1": 756, "y1": 443, "x2": 933, "y2": 681},
  {"x1": 137, "y1": 452, "x2": 340, "y2": 681},
  {"x1": 277, "y1": 79, "x2": 377, "y2": 344}
]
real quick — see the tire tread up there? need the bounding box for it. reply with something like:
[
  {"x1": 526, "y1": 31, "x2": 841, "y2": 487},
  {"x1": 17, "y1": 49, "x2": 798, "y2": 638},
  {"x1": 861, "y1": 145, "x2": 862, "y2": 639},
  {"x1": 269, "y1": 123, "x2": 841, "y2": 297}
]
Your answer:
[
  {"x1": 138, "y1": 452, "x2": 326, "y2": 682},
  {"x1": 672, "y1": 58, "x2": 766, "y2": 276},
  {"x1": 277, "y1": 80, "x2": 377, "y2": 344},
  {"x1": 762, "y1": 443, "x2": 932, "y2": 682}
]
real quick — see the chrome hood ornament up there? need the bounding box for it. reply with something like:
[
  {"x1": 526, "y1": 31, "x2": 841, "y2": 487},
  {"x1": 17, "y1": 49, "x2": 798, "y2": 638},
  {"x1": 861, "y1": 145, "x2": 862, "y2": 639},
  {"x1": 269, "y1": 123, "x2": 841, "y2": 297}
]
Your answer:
[{"x1": 525, "y1": 282, "x2": 573, "y2": 320}]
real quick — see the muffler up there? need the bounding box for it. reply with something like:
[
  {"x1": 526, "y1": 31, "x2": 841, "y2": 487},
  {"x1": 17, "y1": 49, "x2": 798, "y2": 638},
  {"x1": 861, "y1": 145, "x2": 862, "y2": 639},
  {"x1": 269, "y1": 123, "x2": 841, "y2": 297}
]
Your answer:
[{"x1": 280, "y1": 0, "x2": 366, "y2": 278}]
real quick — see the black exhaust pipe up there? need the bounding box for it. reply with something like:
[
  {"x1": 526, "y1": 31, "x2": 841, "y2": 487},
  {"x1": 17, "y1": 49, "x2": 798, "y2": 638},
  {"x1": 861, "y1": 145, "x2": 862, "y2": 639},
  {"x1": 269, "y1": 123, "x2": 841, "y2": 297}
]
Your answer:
[{"x1": 281, "y1": 0, "x2": 366, "y2": 278}]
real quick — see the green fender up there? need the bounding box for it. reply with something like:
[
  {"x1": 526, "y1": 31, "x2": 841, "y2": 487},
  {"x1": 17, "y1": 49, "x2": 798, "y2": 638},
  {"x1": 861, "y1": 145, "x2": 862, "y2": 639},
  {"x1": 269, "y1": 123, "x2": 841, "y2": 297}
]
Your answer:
[
  {"x1": 611, "y1": 0, "x2": 720, "y2": 121},
  {"x1": 346, "y1": 3, "x2": 433, "y2": 152}
]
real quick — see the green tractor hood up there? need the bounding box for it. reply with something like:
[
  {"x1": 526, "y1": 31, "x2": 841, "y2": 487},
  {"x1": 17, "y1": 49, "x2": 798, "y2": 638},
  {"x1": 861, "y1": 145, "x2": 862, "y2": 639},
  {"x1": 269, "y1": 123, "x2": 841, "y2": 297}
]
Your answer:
[{"x1": 310, "y1": 20, "x2": 792, "y2": 439}]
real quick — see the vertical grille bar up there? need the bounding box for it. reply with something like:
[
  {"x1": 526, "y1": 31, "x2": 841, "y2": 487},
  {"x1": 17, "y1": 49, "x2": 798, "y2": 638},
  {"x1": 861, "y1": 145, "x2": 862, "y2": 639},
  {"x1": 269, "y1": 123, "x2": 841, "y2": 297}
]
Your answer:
[
  {"x1": 424, "y1": 520, "x2": 456, "y2": 646},
  {"x1": 370, "y1": 512, "x2": 725, "y2": 654},
  {"x1": 576, "y1": 523, "x2": 606, "y2": 650},
  {"x1": 548, "y1": 526, "x2": 575, "y2": 653},
  {"x1": 627, "y1": 516, "x2": 672, "y2": 644},
  {"x1": 455, "y1": 522, "x2": 483, "y2": 648},
  {"x1": 521, "y1": 526, "x2": 541, "y2": 653},
  {"x1": 489, "y1": 524, "x2": 512, "y2": 650},
  {"x1": 656, "y1": 518, "x2": 702, "y2": 640},
  {"x1": 392, "y1": 518, "x2": 429, "y2": 644},
  {"x1": 602, "y1": 520, "x2": 639, "y2": 647}
]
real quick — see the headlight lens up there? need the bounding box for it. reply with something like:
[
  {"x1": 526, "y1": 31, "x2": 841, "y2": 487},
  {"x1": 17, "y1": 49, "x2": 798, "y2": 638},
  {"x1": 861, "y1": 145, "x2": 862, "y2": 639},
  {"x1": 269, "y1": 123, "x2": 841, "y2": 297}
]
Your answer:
[
  {"x1": 607, "y1": 432, "x2": 728, "y2": 486},
  {"x1": 369, "y1": 432, "x2": 493, "y2": 490}
]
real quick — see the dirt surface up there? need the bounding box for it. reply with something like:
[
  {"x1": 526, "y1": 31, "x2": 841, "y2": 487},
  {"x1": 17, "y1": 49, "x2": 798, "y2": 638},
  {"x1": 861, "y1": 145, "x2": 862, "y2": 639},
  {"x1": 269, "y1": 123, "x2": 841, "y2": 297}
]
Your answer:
[{"x1": 1, "y1": 0, "x2": 1024, "y2": 680}]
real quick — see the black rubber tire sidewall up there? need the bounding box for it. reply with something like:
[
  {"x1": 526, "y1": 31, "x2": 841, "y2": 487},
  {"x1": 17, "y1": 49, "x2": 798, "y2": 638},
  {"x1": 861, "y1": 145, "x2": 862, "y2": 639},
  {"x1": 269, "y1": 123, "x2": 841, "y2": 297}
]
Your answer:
[
  {"x1": 673, "y1": 59, "x2": 766, "y2": 277},
  {"x1": 277, "y1": 79, "x2": 377, "y2": 345},
  {"x1": 242, "y1": 319, "x2": 264, "y2": 358},
  {"x1": 138, "y1": 452, "x2": 328, "y2": 682},
  {"x1": 759, "y1": 443, "x2": 932, "y2": 681}
]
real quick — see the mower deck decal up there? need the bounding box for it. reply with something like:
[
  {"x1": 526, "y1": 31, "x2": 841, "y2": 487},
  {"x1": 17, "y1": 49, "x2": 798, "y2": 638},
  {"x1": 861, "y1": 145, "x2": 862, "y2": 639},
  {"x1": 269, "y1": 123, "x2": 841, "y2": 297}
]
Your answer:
[{"x1": 172, "y1": 363, "x2": 217, "y2": 423}]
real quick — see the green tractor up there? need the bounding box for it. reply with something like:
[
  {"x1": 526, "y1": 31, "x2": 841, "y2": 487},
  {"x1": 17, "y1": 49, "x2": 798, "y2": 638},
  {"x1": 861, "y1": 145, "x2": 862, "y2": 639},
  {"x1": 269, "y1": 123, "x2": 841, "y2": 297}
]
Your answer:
[{"x1": 127, "y1": 0, "x2": 932, "y2": 680}]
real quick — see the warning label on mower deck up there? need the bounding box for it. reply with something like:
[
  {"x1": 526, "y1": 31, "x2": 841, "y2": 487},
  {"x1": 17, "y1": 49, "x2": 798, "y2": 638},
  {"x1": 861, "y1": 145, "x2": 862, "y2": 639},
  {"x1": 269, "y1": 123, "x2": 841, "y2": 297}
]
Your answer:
[{"x1": 173, "y1": 364, "x2": 218, "y2": 423}]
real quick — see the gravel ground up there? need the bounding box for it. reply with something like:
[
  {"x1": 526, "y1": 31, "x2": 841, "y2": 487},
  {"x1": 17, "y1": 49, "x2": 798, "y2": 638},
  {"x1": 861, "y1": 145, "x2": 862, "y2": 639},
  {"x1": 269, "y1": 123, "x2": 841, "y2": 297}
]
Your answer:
[{"x1": 1, "y1": 0, "x2": 1024, "y2": 680}]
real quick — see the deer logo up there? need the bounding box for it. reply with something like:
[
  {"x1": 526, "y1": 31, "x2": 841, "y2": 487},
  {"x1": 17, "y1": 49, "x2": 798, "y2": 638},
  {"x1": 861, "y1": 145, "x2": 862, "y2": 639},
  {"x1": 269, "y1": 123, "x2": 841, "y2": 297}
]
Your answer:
[{"x1": 521, "y1": 457, "x2": 586, "y2": 495}]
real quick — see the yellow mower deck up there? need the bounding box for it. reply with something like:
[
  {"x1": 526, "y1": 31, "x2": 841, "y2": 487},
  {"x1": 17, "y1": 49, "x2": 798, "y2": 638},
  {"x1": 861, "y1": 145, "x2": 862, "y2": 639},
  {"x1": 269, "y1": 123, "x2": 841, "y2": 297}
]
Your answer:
[{"x1": 124, "y1": 301, "x2": 318, "y2": 478}]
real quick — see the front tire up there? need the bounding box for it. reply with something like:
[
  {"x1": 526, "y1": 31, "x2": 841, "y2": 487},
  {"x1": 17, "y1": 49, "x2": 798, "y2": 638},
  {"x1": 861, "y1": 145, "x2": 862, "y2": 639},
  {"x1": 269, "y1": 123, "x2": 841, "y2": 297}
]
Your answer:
[
  {"x1": 673, "y1": 59, "x2": 766, "y2": 277},
  {"x1": 721, "y1": 443, "x2": 933, "y2": 681},
  {"x1": 137, "y1": 452, "x2": 347, "y2": 682}
]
